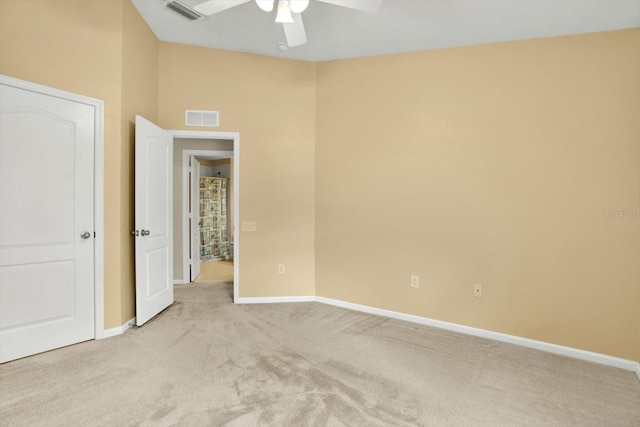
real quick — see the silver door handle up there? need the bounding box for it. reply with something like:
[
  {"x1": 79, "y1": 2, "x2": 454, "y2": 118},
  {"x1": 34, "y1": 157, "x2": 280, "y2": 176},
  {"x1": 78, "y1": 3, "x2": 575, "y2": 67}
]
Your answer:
[
  {"x1": 81, "y1": 231, "x2": 92, "y2": 239},
  {"x1": 141, "y1": 229, "x2": 150, "y2": 236}
]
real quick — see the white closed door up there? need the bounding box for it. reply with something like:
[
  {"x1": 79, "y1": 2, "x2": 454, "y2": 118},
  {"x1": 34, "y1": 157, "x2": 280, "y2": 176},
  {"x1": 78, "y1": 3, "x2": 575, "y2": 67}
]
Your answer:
[
  {"x1": 190, "y1": 156, "x2": 201, "y2": 281},
  {"x1": 135, "y1": 116, "x2": 173, "y2": 326},
  {"x1": 0, "y1": 82, "x2": 95, "y2": 363}
]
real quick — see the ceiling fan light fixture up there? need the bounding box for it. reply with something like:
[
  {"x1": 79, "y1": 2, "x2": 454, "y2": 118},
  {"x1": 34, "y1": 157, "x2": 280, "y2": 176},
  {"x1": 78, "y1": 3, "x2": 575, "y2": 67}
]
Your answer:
[
  {"x1": 255, "y1": 0, "x2": 274, "y2": 12},
  {"x1": 275, "y1": 0, "x2": 294, "y2": 23},
  {"x1": 289, "y1": 0, "x2": 309, "y2": 14}
]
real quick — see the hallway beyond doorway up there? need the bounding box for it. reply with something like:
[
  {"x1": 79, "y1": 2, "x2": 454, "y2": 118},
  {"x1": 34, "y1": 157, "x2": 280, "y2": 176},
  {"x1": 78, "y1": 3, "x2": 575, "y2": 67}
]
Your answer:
[{"x1": 195, "y1": 260, "x2": 233, "y2": 283}]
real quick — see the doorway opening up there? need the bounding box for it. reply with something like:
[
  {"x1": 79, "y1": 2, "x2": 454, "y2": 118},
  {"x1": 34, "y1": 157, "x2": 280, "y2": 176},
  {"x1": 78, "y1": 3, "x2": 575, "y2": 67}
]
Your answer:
[
  {"x1": 191, "y1": 155, "x2": 234, "y2": 283},
  {"x1": 171, "y1": 131, "x2": 240, "y2": 303},
  {"x1": 195, "y1": 157, "x2": 233, "y2": 263}
]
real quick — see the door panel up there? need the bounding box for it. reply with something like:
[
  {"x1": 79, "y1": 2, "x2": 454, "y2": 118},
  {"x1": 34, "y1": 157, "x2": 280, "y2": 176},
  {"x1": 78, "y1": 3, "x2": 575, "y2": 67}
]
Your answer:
[
  {"x1": 0, "y1": 83, "x2": 95, "y2": 363},
  {"x1": 1, "y1": 261, "x2": 75, "y2": 329},
  {"x1": 147, "y1": 145, "x2": 170, "y2": 235},
  {"x1": 135, "y1": 115, "x2": 173, "y2": 326},
  {"x1": 0, "y1": 112, "x2": 75, "y2": 247},
  {"x1": 147, "y1": 248, "x2": 170, "y2": 297}
]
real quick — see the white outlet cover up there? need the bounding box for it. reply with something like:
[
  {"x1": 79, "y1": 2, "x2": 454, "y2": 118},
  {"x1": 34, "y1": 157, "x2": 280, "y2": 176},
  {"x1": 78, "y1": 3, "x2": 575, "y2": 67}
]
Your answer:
[
  {"x1": 474, "y1": 284, "x2": 483, "y2": 297},
  {"x1": 411, "y1": 275, "x2": 419, "y2": 288}
]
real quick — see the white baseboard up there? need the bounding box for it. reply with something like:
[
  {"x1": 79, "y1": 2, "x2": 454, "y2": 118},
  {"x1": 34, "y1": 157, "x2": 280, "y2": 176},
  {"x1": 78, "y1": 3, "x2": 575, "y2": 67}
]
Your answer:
[
  {"x1": 173, "y1": 279, "x2": 186, "y2": 285},
  {"x1": 315, "y1": 296, "x2": 640, "y2": 377},
  {"x1": 101, "y1": 317, "x2": 136, "y2": 339},
  {"x1": 235, "y1": 296, "x2": 315, "y2": 304},
  {"x1": 237, "y1": 294, "x2": 640, "y2": 377}
]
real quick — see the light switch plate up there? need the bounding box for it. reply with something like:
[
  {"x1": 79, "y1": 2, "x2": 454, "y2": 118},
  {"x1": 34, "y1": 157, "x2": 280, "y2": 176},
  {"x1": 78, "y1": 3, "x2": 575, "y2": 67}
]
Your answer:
[{"x1": 242, "y1": 221, "x2": 257, "y2": 232}]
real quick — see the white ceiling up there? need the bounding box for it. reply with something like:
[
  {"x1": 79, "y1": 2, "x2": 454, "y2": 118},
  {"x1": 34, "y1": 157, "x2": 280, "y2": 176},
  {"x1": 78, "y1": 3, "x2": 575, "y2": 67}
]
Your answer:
[{"x1": 132, "y1": 0, "x2": 640, "y2": 62}]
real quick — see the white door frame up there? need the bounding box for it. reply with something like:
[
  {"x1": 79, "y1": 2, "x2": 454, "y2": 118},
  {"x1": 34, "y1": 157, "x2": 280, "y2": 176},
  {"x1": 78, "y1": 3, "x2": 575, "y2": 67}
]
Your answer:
[
  {"x1": 171, "y1": 130, "x2": 240, "y2": 303},
  {"x1": 0, "y1": 74, "x2": 106, "y2": 339},
  {"x1": 189, "y1": 155, "x2": 201, "y2": 281}
]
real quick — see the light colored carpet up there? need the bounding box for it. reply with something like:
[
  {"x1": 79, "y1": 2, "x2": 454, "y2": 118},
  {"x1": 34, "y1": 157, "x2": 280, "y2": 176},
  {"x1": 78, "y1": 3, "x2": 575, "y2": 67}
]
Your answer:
[
  {"x1": 1, "y1": 282, "x2": 639, "y2": 426},
  {"x1": 195, "y1": 260, "x2": 234, "y2": 283}
]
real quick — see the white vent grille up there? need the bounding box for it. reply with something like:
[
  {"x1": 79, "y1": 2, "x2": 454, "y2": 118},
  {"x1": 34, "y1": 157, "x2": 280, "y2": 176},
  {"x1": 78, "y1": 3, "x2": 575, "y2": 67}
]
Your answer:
[
  {"x1": 165, "y1": 1, "x2": 205, "y2": 21},
  {"x1": 185, "y1": 110, "x2": 219, "y2": 127}
]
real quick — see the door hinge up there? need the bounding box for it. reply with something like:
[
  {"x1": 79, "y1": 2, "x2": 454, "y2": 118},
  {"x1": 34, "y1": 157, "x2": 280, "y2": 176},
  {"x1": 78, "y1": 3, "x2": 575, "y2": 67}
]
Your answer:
[{"x1": 94, "y1": 232, "x2": 96, "y2": 238}]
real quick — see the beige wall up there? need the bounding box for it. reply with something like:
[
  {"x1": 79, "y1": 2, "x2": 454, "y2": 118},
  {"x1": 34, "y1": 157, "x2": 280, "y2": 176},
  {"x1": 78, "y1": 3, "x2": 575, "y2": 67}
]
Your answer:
[
  {"x1": 172, "y1": 138, "x2": 233, "y2": 280},
  {"x1": 315, "y1": 29, "x2": 640, "y2": 361},
  {"x1": 159, "y1": 43, "x2": 317, "y2": 297},
  {"x1": 0, "y1": 0, "x2": 157, "y2": 328}
]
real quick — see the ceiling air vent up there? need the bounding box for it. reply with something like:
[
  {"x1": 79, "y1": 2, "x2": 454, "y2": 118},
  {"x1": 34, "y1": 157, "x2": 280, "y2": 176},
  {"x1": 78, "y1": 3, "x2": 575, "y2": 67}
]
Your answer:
[
  {"x1": 165, "y1": 0, "x2": 205, "y2": 21},
  {"x1": 185, "y1": 110, "x2": 220, "y2": 127}
]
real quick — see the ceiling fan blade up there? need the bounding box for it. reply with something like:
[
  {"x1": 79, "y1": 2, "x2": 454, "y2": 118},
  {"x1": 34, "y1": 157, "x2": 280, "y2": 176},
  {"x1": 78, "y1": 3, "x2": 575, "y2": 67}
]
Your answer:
[
  {"x1": 193, "y1": 0, "x2": 252, "y2": 16},
  {"x1": 316, "y1": 0, "x2": 382, "y2": 13},
  {"x1": 283, "y1": 13, "x2": 307, "y2": 47}
]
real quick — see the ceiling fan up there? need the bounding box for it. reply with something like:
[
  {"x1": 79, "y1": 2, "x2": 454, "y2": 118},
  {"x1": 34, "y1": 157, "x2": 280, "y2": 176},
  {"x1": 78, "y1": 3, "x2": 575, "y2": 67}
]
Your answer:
[{"x1": 191, "y1": 0, "x2": 383, "y2": 48}]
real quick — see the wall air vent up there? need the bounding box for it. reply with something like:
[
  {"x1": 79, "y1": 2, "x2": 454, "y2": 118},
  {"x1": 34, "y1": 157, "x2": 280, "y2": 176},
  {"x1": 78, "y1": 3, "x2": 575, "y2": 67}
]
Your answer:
[
  {"x1": 165, "y1": 0, "x2": 205, "y2": 21},
  {"x1": 185, "y1": 110, "x2": 220, "y2": 127}
]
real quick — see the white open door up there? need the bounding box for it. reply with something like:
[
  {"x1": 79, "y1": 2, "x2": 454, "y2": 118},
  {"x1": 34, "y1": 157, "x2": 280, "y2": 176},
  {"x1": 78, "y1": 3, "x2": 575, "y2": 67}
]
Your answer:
[
  {"x1": 135, "y1": 116, "x2": 173, "y2": 326},
  {"x1": 190, "y1": 156, "x2": 201, "y2": 281},
  {"x1": 0, "y1": 79, "x2": 95, "y2": 362}
]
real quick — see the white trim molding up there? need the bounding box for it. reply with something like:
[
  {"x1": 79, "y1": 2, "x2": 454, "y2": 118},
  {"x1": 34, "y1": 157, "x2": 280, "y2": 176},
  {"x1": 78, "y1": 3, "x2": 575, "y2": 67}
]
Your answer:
[
  {"x1": 93, "y1": 93, "x2": 105, "y2": 341},
  {"x1": 236, "y1": 296, "x2": 315, "y2": 304},
  {"x1": 102, "y1": 317, "x2": 136, "y2": 339},
  {"x1": 315, "y1": 296, "x2": 640, "y2": 377},
  {"x1": 235, "y1": 293, "x2": 640, "y2": 378}
]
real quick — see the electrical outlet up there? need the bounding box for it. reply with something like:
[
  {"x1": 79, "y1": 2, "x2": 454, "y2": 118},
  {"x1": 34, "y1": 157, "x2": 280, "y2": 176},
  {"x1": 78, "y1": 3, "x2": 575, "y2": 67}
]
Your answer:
[
  {"x1": 474, "y1": 283, "x2": 483, "y2": 298},
  {"x1": 278, "y1": 264, "x2": 285, "y2": 275},
  {"x1": 411, "y1": 275, "x2": 419, "y2": 288}
]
